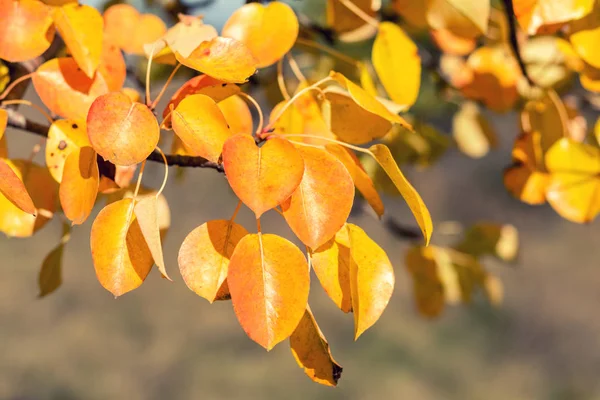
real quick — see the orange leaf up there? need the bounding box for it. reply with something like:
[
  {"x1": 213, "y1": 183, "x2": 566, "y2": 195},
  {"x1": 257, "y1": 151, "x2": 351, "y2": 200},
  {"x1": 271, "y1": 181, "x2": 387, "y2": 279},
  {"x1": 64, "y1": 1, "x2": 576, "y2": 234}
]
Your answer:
[
  {"x1": 228, "y1": 233, "x2": 310, "y2": 350},
  {"x1": 59, "y1": 146, "x2": 99, "y2": 225},
  {"x1": 162, "y1": 74, "x2": 240, "y2": 129},
  {"x1": 52, "y1": 3, "x2": 103, "y2": 78},
  {"x1": 171, "y1": 94, "x2": 235, "y2": 162},
  {"x1": 514, "y1": 0, "x2": 594, "y2": 35},
  {"x1": 98, "y1": 37, "x2": 127, "y2": 92},
  {"x1": 32, "y1": 57, "x2": 109, "y2": 120},
  {"x1": 222, "y1": 1, "x2": 299, "y2": 68},
  {"x1": 325, "y1": 144, "x2": 384, "y2": 217},
  {"x1": 0, "y1": 0, "x2": 55, "y2": 62},
  {"x1": 326, "y1": 0, "x2": 377, "y2": 34},
  {"x1": 0, "y1": 158, "x2": 36, "y2": 215},
  {"x1": 311, "y1": 227, "x2": 352, "y2": 313},
  {"x1": 134, "y1": 196, "x2": 171, "y2": 281},
  {"x1": 175, "y1": 37, "x2": 258, "y2": 83},
  {"x1": 430, "y1": 28, "x2": 476, "y2": 56},
  {"x1": 45, "y1": 119, "x2": 90, "y2": 182},
  {"x1": 281, "y1": 147, "x2": 354, "y2": 249},
  {"x1": 0, "y1": 108, "x2": 8, "y2": 140},
  {"x1": 218, "y1": 95, "x2": 253, "y2": 136},
  {"x1": 222, "y1": 134, "x2": 304, "y2": 217},
  {"x1": 90, "y1": 198, "x2": 153, "y2": 296},
  {"x1": 103, "y1": 4, "x2": 166, "y2": 55},
  {"x1": 0, "y1": 160, "x2": 57, "y2": 237},
  {"x1": 178, "y1": 219, "x2": 248, "y2": 303},
  {"x1": 347, "y1": 223, "x2": 394, "y2": 339},
  {"x1": 290, "y1": 306, "x2": 343, "y2": 386},
  {"x1": 87, "y1": 92, "x2": 160, "y2": 166}
]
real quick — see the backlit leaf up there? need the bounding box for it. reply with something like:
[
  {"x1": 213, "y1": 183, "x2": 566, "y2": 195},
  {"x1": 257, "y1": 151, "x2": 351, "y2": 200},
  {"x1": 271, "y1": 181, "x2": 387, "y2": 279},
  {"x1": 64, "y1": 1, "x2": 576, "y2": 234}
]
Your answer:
[
  {"x1": 426, "y1": 0, "x2": 490, "y2": 39},
  {"x1": 134, "y1": 196, "x2": 171, "y2": 281},
  {"x1": 0, "y1": 158, "x2": 36, "y2": 215},
  {"x1": 217, "y1": 95, "x2": 253, "y2": 136},
  {"x1": 347, "y1": 223, "x2": 394, "y2": 339},
  {"x1": 0, "y1": 0, "x2": 55, "y2": 62},
  {"x1": 103, "y1": 4, "x2": 167, "y2": 55},
  {"x1": 45, "y1": 119, "x2": 90, "y2": 182},
  {"x1": 452, "y1": 101, "x2": 497, "y2": 159},
  {"x1": 330, "y1": 72, "x2": 411, "y2": 128},
  {"x1": 369, "y1": 144, "x2": 432, "y2": 244},
  {"x1": 52, "y1": 3, "x2": 103, "y2": 78},
  {"x1": 290, "y1": 306, "x2": 343, "y2": 386},
  {"x1": 222, "y1": 134, "x2": 305, "y2": 217},
  {"x1": 178, "y1": 219, "x2": 248, "y2": 303},
  {"x1": 175, "y1": 37, "x2": 258, "y2": 83},
  {"x1": 570, "y1": 9, "x2": 600, "y2": 69},
  {"x1": 545, "y1": 138, "x2": 600, "y2": 223},
  {"x1": 311, "y1": 226, "x2": 352, "y2": 313},
  {"x1": 228, "y1": 233, "x2": 310, "y2": 350},
  {"x1": 514, "y1": 0, "x2": 594, "y2": 35},
  {"x1": 87, "y1": 92, "x2": 160, "y2": 166},
  {"x1": 98, "y1": 37, "x2": 127, "y2": 92},
  {"x1": 372, "y1": 22, "x2": 421, "y2": 107},
  {"x1": 281, "y1": 147, "x2": 354, "y2": 250},
  {"x1": 171, "y1": 94, "x2": 235, "y2": 162},
  {"x1": 325, "y1": 144, "x2": 384, "y2": 217},
  {"x1": 32, "y1": 57, "x2": 109, "y2": 120},
  {"x1": 59, "y1": 146, "x2": 99, "y2": 225},
  {"x1": 0, "y1": 160, "x2": 57, "y2": 238},
  {"x1": 90, "y1": 198, "x2": 153, "y2": 296},
  {"x1": 222, "y1": 1, "x2": 299, "y2": 68},
  {"x1": 430, "y1": 28, "x2": 476, "y2": 55}
]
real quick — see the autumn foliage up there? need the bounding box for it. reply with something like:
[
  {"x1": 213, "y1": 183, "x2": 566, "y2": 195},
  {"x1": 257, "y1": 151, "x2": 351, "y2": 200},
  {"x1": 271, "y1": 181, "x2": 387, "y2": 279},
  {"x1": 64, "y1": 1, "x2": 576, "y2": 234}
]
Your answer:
[{"x1": 0, "y1": 0, "x2": 598, "y2": 387}]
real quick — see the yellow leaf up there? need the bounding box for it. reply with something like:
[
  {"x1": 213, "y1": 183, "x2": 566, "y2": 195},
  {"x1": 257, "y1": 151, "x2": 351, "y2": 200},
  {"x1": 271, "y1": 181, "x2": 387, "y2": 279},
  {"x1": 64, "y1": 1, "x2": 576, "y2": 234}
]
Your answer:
[
  {"x1": 59, "y1": 146, "x2": 99, "y2": 225},
  {"x1": 52, "y1": 3, "x2": 103, "y2": 78},
  {"x1": 0, "y1": 158, "x2": 36, "y2": 215},
  {"x1": 368, "y1": 144, "x2": 432, "y2": 244},
  {"x1": 311, "y1": 226, "x2": 352, "y2": 313},
  {"x1": 45, "y1": 119, "x2": 90, "y2": 183},
  {"x1": 372, "y1": 22, "x2": 421, "y2": 107},
  {"x1": 0, "y1": 61, "x2": 9, "y2": 93},
  {"x1": 134, "y1": 196, "x2": 171, "y2": 281},
  {"x1": 178, "y1": 220, "x2": 248, "y2": 303},
  {"x1": 426, "y1": 0, "x2": 490, "y2": 39},
  {"x1": 228, "y1": 233, "x2": 310, "y2": 350},
  {"x1": 452, "y1": 101, "x2": 497, "y2": 159},
  {"x1": 545, "y1": 138, "x2": 600, "y2": 223},
  {"x1": 217, "y1": 95, "x2": 253, "y2": 136},
  {"x1": 514, "y1": 0, "x2": 595, "y2": 35},
  {"x1": 222, "y1": 1, "x2": 299, "y2": 68},
  {"x1": 290, "y1": 306, "x2": 343, "y2": 386},
  {"x1": 347, "y1": 224, "x2": 394, "y2": 339},
  {"x1": 90, "y1": 198, "x2": 154, "y2": 296},
  {"x1": 281, "y1": 147, "x2": 354, "y2": 250},
  {"x1": 171, "y1": 94, "x2": 235, "y2": 162}
]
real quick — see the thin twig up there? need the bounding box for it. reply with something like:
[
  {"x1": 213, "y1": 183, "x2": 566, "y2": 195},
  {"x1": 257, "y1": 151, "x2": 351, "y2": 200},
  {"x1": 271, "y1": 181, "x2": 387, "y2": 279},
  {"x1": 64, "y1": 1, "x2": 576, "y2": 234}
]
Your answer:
[{"x1": 500, "y1": 0, "x2": 535, "y2": 86}]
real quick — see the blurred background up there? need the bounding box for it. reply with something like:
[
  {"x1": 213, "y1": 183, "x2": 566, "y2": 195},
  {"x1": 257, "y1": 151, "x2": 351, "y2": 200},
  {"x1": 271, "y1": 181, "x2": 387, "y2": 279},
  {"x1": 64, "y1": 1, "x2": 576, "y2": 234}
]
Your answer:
[{"x1": 1, "y1": 0, "x2": 600, "y2": 399}]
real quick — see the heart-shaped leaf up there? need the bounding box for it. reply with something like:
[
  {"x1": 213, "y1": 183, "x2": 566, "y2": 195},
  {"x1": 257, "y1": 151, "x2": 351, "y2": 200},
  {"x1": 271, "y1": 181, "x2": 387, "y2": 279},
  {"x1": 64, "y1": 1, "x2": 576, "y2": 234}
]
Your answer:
[
  {"x1": 228, "y1": 233, "x2": 310, "y2": 350},
  {"x1": 222, "y1": 134, "x2": 305, "y2": 217},
  {"x1": 87, "y1": 92, "x2": 160, "y2": 166}
]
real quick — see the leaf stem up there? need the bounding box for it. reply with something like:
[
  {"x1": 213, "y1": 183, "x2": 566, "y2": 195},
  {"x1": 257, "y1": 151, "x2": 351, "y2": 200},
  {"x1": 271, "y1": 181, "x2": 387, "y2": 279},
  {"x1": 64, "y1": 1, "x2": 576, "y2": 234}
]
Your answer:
[
  {"x1": 155, "y1": 146, "x2": 169, "y2": 198},
  {"x1": 145, "y1": 44, "x2": 158, "y2": 107},
  {"x1": 150, "y1": 63, "x2": 182, "y2": 110},
  {"x1": 295, "y1": 37, "x2": 359, "y2": 67},
  {"x1": 1, "y1": 99, "x2": 53, "y2": 124},
  {"x1": 278, "y1": 133, "x2": 371, "y2": 155},
  {"x1": 230, "y1": 200, "x2": 242, "y2": 223},
  {"x1": 277, "y1": 57, "x2": 291, "y2": 100},
  {"x1": 133, "y1": 160, "x2": 147, "y2": 201},
  {"x1": 336, "y1": 0, "x2": 380, "y2": 29},
  {"x1": 238, "y1": 92, "x2": 264, "y2": 136},
  {"x1": 287, "y1": 53, "x2": 307, "y2": 83},
  {"x1": 0, "y1": 72, "x2": 34, "y2": 101}
]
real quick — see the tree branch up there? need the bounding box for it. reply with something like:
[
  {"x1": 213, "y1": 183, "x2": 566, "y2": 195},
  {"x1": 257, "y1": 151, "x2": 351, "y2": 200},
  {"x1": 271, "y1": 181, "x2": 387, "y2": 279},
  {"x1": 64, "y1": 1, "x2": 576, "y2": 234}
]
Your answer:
[
  {"x1": 501, "y1": 0, "x2": 535, "y2": 86},
  {"x1": 5, "y1": 108, "x2": 224, "y2": 171}
]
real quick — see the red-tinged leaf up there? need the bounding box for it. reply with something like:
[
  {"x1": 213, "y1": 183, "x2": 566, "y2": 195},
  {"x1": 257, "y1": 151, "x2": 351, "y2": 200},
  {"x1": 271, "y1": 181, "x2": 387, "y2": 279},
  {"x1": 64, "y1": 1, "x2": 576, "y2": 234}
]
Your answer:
[
  {"x1": 134, "y1": 196, "x2": 171, "y2": 281},
  {"x1": 32, "y1": 57, "x2": 109, "y2": 120},
  {"x1": 346, "y1": 223, "x2": 394, "y2": 339},
  {"x1": 98, "y1": 37, "x2": 126, "y2": 92},
  {"x1": 59, "y1": 146, "x2": 99, "y2": 225},
  {"x1": 171, "y1": 94, "x2": 235, "y2": 162},
  {"x1": 290, "y1": 306, "x2": 343, "y2": 386},
  {"x1": 0, "y1": 160, "x2": 57, "y2": 237},
  {"x1": 52, "y1": 3, "x2": 103, "y2": 78},
  {"x1": 103, "y1": 4, "x2": 166, "y2": 55},
  {"x1": 0, "y1": 0, "x2": 55, "y2": 62},
  {"x1": 222, "y1": 134, "x2": 305, "y2": 218},
  {"x1": 87, "y1": 92, "x2": 160, "y2": 166},
  {"x1": 175, "y1": 37, "x2": 258, "y2": 83},
  {"x1": 228, "y1": 233, "x2": 310, "y2": 350},
  {"x1": 325, "y1": 144, "x2": 384, "y2": 217},
  {"x1": 162, "y1": 75, "x2": 240, "y2": 129},
  {"x1": 311, "y1": 227, "x2": 352, "y2": 313},
  {"x1": 0, "y1": 158, "x2": 36, "y2": 215},
  {"x1": 222, "y1": 1, "x2": 299, "y2": 68},
  {"x1": 178, "y1": 220, "x2": 249, "y2": 302},
  {"x1": 281, "y1": 147, "x2": 354, "y2": 249},
  {"x1": 90, "y1": 198, "x2": 154, "y2": 297},
  {"x1": 45, "y1": 119, "x2": 90, "y2": 182}
]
